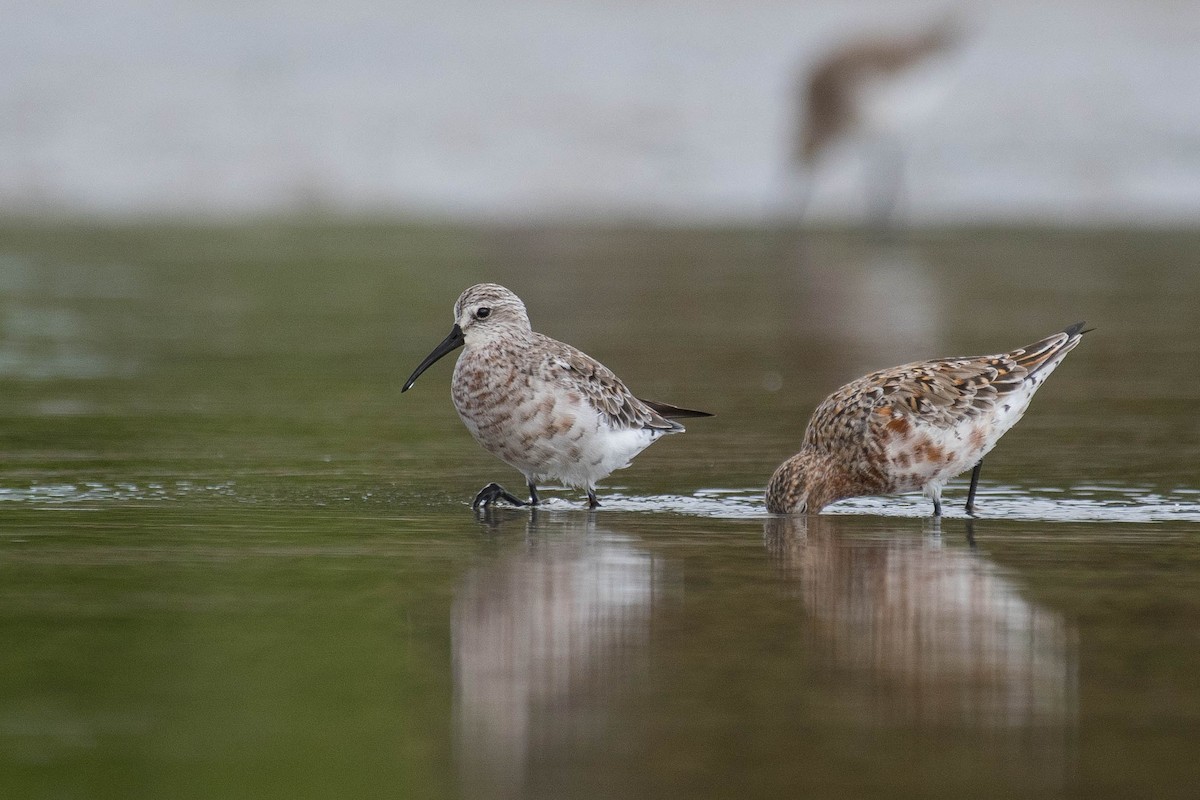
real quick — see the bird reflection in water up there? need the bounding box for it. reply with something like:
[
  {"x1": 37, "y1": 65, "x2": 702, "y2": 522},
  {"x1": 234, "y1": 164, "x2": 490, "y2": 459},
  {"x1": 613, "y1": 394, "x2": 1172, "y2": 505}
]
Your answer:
[
  {"x1": 763, "y1": 515, "x2": 1077, "y2": 735},
  {"x1": 453, "y1": 508, "x2": 668, "y2": 799}
]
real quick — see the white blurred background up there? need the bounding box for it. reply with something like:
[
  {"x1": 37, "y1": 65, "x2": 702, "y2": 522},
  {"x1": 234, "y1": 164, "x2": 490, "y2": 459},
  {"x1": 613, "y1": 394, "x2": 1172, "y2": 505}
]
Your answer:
[{"x1": 3, "y1": 0, "x2": 1199, "y2": 225}]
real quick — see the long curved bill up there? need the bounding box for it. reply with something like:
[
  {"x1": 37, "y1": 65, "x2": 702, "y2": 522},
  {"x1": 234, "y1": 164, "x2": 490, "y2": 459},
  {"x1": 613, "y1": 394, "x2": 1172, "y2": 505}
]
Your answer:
[{"x1": 402, "y1": 324, "x2": 465, "y2": 392}]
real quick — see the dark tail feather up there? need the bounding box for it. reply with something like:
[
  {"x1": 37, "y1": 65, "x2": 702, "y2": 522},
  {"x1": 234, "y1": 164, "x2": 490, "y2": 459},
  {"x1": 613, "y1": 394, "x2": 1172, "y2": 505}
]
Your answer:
[
  {"x1": 1016, "y1": 321, "x2": 1090, "y2": 376},
  {"x1": 640, "y1": 398, "x2": 714, "y2": 420}
]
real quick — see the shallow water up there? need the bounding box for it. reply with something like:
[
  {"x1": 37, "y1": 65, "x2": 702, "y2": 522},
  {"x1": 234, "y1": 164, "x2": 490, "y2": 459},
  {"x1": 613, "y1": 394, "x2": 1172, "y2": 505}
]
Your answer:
[{"x1": 0, "y1": 222, "x2": 1198, "y2": 798}]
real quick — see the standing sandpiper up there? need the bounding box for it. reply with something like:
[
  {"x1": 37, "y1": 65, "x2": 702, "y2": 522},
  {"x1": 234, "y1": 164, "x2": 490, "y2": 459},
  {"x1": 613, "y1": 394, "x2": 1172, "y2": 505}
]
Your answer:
[
  {"x1": 404, "y1": 284, "x2": 712, "y2": 509},
  {"x1": 767, "y1": 323, "x2": 1088, "y2": 516}
]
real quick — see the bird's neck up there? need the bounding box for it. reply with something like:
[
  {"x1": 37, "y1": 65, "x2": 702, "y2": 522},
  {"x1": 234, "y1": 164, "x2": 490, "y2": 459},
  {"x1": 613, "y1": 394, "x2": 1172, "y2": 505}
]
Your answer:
[{"x1": 767, "y1": 449, "x2": 848, "y2": 514}]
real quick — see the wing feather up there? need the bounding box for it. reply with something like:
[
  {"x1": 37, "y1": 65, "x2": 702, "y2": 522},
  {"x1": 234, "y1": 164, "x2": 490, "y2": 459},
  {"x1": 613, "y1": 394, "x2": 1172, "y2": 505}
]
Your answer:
[
  {"x1": 802, "y1": 323, "x2": 1088, "y2": 450},
  {"x1": 536, "y1": 333, "x2": 680, "y2": 432}
]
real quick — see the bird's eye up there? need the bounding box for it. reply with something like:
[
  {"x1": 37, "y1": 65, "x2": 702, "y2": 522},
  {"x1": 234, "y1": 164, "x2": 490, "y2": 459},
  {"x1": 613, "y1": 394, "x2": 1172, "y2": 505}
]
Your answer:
[{"x1": 475, "y1": 307, "x2": 491, "y2": 319}]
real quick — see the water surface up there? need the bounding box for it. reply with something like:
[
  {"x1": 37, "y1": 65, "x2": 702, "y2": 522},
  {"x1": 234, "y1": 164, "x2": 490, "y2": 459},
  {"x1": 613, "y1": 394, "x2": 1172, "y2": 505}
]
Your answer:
[{"x1": 0, "y1": 222, "x2": 1198, "y2": 798}]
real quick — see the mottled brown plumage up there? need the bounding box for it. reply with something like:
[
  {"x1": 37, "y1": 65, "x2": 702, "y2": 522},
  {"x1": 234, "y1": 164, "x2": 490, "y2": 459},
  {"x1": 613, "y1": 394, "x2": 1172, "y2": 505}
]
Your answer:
[{"x1": 767, "y1": 323, "x2": 1088, "y2": 516}]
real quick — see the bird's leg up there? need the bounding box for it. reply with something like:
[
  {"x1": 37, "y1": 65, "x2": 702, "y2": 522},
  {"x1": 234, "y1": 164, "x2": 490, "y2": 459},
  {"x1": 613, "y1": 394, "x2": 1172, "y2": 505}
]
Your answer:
[
  {"x1": 965, "y1": 460, "x2": 983, "y2": 516},
  {"x1": 868, "y1": 136, "x2": 905, "y2": 237},
  {"x1": 527, "y1": 482, "x2": 540, "y2": 506},
  {"x1": 586, "y1": 488, "x2": 600, "y2": 510},
  {"x1": 932, "y1": 492, "x2": 943, "y2": 518},
  {"x1": 472, "y1": 482, "x2": 528, "y2": 510}
]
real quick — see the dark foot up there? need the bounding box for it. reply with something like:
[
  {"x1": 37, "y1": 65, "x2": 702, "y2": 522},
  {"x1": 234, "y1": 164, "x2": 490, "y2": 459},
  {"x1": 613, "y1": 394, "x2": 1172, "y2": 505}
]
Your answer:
[
  {"x1": 932, "y1": 495, "x2": 943, "y2": 517},
  {"x1": 528, "y1": 482, "x2": 541, "y2": 506},
  {"x1": 965, "y1": 460, "x2": 983, "y2": 516},
  {"x1": 472, "y1": 482, "x2": 528, "y2": 510},
  {"x1": 586, "y1": 488, "x2": 600, "y2": 509}
]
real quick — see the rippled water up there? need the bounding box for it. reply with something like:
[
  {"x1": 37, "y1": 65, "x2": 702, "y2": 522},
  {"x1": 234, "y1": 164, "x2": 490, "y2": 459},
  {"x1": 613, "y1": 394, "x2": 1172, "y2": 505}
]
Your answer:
[
  {"x1": 1, "y1": 223, "x2": 1198, "y2": 798},
  {"x1": 7, "y1": 480, "x2": 1199, "y2": 524}
]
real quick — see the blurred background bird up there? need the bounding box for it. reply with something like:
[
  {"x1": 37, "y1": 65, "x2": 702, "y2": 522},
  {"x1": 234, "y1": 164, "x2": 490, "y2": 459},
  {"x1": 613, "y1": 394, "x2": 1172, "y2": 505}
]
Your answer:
[{"x1": 787, "y1": 14, "x2": 966, "y2": 230}]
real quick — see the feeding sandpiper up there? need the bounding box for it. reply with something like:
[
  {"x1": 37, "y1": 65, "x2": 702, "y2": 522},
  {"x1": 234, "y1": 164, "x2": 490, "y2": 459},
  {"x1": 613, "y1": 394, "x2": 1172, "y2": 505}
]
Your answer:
[
  {"x1": 767, "y1": 322, "x2": 1089, "y2": 516},
  {"x1": 403, "y1": 283, "x2": 712, "y2": 509}
]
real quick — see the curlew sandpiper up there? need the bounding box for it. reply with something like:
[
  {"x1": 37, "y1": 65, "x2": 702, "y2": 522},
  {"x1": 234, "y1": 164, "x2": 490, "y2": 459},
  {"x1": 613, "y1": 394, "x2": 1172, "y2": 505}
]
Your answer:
[
  {"x1": 404, "y1": 284, "x2": 711, "y2": 509},
  {"x1": 767, "y1": 322, "x2": 1088, "y2": 516}
]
